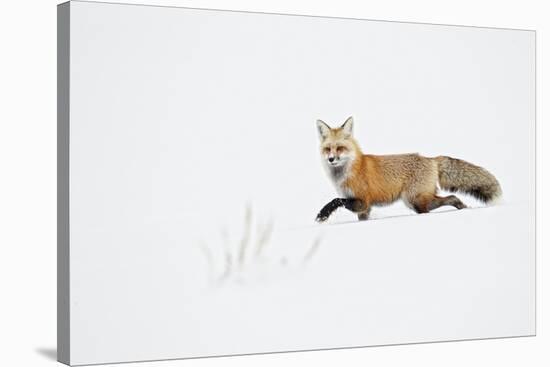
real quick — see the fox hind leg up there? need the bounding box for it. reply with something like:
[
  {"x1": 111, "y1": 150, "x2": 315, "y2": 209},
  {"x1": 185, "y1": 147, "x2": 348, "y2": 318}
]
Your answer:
[
  {"x1": 411, "y1": 194, "x2": 466, "y2": 214},
  {"x1": 434, "y1": 195, "x2": 467, "y2": 210}
]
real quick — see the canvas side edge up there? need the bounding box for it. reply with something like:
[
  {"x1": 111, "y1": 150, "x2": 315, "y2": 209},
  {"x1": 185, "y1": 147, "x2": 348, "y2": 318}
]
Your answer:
[{"x1": 57, "y1": 2, "x2": 71, "y2": 365}]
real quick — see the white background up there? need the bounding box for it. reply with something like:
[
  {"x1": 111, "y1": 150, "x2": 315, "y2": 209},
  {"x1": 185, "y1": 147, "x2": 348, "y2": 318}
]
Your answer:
[
  {"x1": 0, "y1": 0, "x2": 547, "y2": 366},
  {"x1": 66, "y1": 2, "x2": 534, "y2": 364}
]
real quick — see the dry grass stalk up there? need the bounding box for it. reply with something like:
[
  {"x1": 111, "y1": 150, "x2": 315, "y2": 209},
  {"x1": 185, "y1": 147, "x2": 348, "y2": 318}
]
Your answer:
[
  {"x1": 303, "y1": 235, "x2": 322, "y2": 264},
  {"x1": 254, "y1": 218, "x2": 274, "y2": 258},
  {"x1": 237, "y1": 204, "x2": 253, "y2": 268}
]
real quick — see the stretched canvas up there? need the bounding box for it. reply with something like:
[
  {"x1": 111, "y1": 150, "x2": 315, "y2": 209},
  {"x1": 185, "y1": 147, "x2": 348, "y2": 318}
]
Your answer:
[{"x1": 57, "y1": 1, "x2": 536, "y2": 365}]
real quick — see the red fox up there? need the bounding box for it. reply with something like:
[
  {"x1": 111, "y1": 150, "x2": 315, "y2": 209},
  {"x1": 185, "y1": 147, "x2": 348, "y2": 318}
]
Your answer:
[{"x1": 315, "y1": 116, "x2": 502, "y2": 222}]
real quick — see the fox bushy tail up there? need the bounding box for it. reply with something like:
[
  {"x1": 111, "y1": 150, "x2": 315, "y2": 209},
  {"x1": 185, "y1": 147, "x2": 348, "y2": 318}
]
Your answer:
[{"x1": 435, "y1": 156, "x2": 502, "y2": 204}]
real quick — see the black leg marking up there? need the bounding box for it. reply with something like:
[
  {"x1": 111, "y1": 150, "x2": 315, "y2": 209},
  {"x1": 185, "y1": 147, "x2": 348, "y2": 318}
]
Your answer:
[
  {"x1": 316, "y1": 198, "x2": 345, "y2": 222},
  {"x1": 316, "y1": 198, "x2": 367, "y2": 222},
  {"x1": 342, "y1": 198, "x2": 367, "y2": 213}
]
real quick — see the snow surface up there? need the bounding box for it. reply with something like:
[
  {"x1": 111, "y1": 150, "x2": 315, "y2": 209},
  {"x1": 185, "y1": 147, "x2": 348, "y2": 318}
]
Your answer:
[{"x1": 70, "y1": 202, "x2": 534, "y2": 364}]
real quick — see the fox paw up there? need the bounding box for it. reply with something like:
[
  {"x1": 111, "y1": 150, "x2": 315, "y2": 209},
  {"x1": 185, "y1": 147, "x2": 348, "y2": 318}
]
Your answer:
[{"x1": 315, "y1": 212, "x2": 329, "y2": 222}]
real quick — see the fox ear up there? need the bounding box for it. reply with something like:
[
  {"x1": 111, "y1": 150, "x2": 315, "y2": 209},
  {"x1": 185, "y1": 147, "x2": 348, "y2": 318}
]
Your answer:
[
  {"x1": 341, "y1": 116, "x2": 354, "y2": 137},
  {"x1": 316, "y1": 119, "x2": 331, "y2": 140}
]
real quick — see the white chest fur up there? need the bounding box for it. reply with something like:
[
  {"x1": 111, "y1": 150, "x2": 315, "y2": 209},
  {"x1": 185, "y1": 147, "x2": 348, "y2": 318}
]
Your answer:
[{"x1": 324, "y1": 163, "x2": 355, "y2": 198}]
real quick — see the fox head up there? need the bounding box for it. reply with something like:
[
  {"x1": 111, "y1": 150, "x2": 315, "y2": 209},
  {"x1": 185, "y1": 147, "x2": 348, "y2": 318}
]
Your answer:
[{"x1": 316, "y1": 116, "x2": 360, "y2": 168}]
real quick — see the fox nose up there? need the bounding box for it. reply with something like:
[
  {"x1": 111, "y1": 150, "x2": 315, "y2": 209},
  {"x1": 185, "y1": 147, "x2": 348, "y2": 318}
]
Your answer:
[{"x1": 328, "y1": 157, "x2": 335, "y2": 163}]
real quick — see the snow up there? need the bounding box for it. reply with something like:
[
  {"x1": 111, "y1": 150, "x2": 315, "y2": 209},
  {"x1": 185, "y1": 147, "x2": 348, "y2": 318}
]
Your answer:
[{"x1": 70, "y1": 202, "x2": 534, "y2": 363}]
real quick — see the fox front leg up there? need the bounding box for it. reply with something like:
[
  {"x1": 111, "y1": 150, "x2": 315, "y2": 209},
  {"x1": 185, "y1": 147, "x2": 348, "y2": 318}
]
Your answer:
[
  {"x1": 357, "y1": 206, "x2": 371, "y2": 221},
  {"x1": 315, "y1": 198, "x2": 367, "y2": 222},
  {"x1": 345, "y1": 199, "x2": 370, "y2": 221},
  {"x1": 316, "y1": 198, "x2": 345, "y2": 222}
]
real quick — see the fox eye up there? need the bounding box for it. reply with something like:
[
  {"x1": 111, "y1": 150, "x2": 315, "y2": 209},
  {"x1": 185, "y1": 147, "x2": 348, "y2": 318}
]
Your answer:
[
  {"x1": 323, "y1": 147, "x2": 331, "y2": 154},
  {"x1": 336, "y1": 146, "x2": 347, "y2": 153}
]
